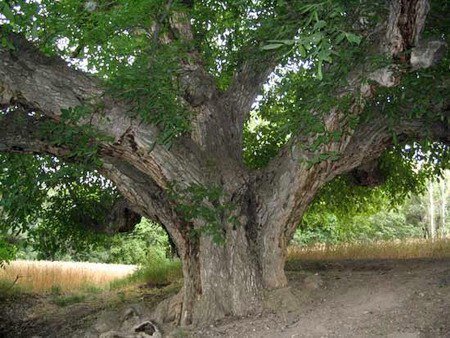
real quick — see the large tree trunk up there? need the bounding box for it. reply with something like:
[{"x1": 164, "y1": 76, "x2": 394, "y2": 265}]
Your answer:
[
  {"x1": 117, "y1": 173, "x2": 293, "y2": 326},
  {"x1": 180, "y1": 227, "x2": 263, "y2": 325}
]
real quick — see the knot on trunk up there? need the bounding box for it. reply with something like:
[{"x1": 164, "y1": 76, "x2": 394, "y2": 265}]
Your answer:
[
  {"x1": 106, "y1": 199, "x2": 142, "y2": 233},
  {"x1": 411, "y1": 39, "x2": 447, "y2": 70},
  {"x1": 368, "y1": 67, "x2": 399, "y2": 88},
  {"x1": 349, "y1": 160, "x2": 386, "y2": 187},
  {"x1": 180, "y1": 67, "x2": 216, "y2": 107}
]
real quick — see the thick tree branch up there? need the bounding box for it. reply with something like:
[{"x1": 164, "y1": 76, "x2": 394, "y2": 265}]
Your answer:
[
  {"x1": 250, "y1": 0, "x2": 447, "y2": 277},
  {"x1": 0, "y1": 109, "x2": 71, "y2": 157},
  {"x1": 0, "y1": 108, "x2": 189, "y2": 255},
  {"x1": 100, "y1": 158, "x2": 191, "y2": 258},
  {"x1": 222, "y1": 54, "x2": 276, "y2": 114},
  {"x1": 0, "y1": 32, "x2": 207, "y2": 190},
  {"x1": 212, "y1": 54, "x2": 277, "y2": 160}
]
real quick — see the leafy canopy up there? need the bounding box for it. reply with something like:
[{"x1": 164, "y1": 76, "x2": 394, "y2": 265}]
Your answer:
[{"x1": 0, "y1": 0, "x2": 449, "y2": 259}]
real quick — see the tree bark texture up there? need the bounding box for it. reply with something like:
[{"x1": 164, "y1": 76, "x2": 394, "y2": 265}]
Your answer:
[{"x1": 0, "y1": 0, "x2": 448, "y2": 326}]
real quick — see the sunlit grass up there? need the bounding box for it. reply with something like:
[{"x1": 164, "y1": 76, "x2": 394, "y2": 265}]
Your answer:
[
  {"x1": 110, "y1": 253, "x2": 183, "y2": 290},
  {"x1": 287, "y1": 238, "x2": 450, "y2": 261},
  {"x1": 2, "y1": 239, "x2": 448, "y2": 295},
  {"x1": 0, "y1": 260, "x2": 136, "y2": 293}
]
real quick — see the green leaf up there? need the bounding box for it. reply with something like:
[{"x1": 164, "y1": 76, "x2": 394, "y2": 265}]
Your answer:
[
  {"x1": 336, "y1": 32, "x2": 346, "y2": 44},
  {"x1": 345, "y1": 33, "x2": 362, "y2": 45},
  {"x1": 298, "y1": 44, "x2": 307, "y2": 58},
  {"x1": 268, "y1": 39, "x2": 295, "y2": 46},
  {"x1": 317, "y1": 60, "x2": 323, "y2": 80},
  {"x1": 2, "y1": 4, "x2": 15, "y2": 22},
  {"x1": 1, "y1": 36, "x2": 15, "y2": 50},
  {"x1": 261, "y1": 43, "x2": 284, "y2": 50},
  {"x1": 314, "y1": 20, "x2": 327, "y2": 30}
]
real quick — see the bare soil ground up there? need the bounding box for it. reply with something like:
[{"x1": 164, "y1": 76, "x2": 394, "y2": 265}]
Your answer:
[
  {"x1": 1, "y1": 258, "x2": 449, "y2": 337},
  {"x1": 196, "y1": 258, "x2": 450, "y2": 337}
]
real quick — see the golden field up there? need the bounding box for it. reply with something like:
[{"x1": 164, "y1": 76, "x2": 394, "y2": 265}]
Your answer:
[
  {"x1": 1, "y1": 239, "x2": 449, "y2": 293},
  {"x1": 0, "y1": 260, "x2": 136, "y2": 292},
  {"x1": 287, "y1": 238, "x2": 450, "y2": 261}
]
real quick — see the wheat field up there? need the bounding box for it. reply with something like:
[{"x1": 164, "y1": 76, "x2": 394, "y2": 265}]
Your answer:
[
  {"x1": 287, "y1": 238, "x2": 450, "y2": 261},
  {"x1": 1, "y1": 239, "x2": 449, "y2": 293},
  {"x1": 0, "y1": 260, "x2": 136, "y2": 292}
]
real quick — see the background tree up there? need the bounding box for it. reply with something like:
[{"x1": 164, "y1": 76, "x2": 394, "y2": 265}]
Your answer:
[
  {"x1": 0, "y1": 0, "x2": 449, "y2": 326},
  {"x1": 428, "y1": 179, "x2": 436, "y2": 239},
  {"x1": 438, "y1": 171, "x2": 448, "y2": 237}
]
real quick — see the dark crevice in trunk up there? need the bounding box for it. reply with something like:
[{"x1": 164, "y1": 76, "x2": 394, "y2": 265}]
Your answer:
[
  {"x1": 398, "y1": 0, "x2": 420, "y2": 51},
  {"x1": 180, "y1": 233, "x2": 202, "y2": 326},
  {"x1": 241, "y1": 186, "x2": 263, "y2": 275}
]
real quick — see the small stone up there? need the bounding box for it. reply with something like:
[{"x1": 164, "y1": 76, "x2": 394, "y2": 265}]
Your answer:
[
  {"x1": 134, "y1": 321, "x2": 161, "y2": 337},
  {"x1": 304, "y1": 274, "x2": 323, "y2": 290},
  {"x1": 122, "y1": 307, "x2": 139, "y2": 322},
  {"x1": 99, "y1": 331, "x2": 124, "y2": 338}
]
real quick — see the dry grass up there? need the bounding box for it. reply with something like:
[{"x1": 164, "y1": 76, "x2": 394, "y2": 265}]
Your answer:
[
  {"x1": 2, "y1": 239, "x2": 448, "y2": 293},
  {"x1": 0, "y1": 260, "x2": 136, "y2": 293},
  {"x1": 287, "y1": 238, "x2": 450, "y2": 261}
]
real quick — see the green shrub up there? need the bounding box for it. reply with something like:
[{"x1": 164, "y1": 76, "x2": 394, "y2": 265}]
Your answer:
[
  {"x1": 132, "y1": 248, "x2": 182, "y2": 287},
  {"x1": 81, "y1": 284, "x2": 104, "y2": 294},
  {"x1": 110, "y1": 249, "x2": 182, "y2": 290},
  {"x1": 52, "y1": 293, "x2": 87, "y2": 306},
  {"x1": 50, "y1": 284, "x2": 62, "y2": 295},
  {"x1": 0, "y1": 278, "x2": 26, "y2": 299}
]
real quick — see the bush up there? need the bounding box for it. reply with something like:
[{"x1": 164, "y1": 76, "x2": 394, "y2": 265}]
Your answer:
[
  {"x1": 137, "y1": 251, "x2": 182, "y2": 288},
  {"x1": 294, "y1": 208, "x2": 425, "y2": 246},
  {"x1": 52, "y1": 293, "x2": 87, "y2": 306},
  {"x1": 111, "y1": 249, "x2": 182, "y2": 290},
  {"x1": 0, "y1": 236, "x2": 16, "y2": 267}
]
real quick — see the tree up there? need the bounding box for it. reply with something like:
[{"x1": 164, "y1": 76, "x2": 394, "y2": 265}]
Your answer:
[
  {"x1": 428, "y1": 179, "x2": 436, "y2": 239},
  {"x1": 0, "y1": 0, "x2": 448, "y2": 326},
  {"x1": 439, "y1": 171, "x2": 448, "y2": 237}
]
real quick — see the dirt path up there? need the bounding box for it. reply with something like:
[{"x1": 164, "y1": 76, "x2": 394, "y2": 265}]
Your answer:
[
  {"x1": 1, "y1": 258, "x2": 449, "y2": 337},
  {"x1": 196, "y1": 259, "x2": 450, "y2": 337}
]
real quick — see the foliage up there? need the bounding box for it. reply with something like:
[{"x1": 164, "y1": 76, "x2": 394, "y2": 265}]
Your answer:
[
  {"x1": 97, "y1": 218, "x2": 171, "y2": 265},
  {"x1": 304, "y1": 143, "x2": 448, "y2": 221},
  {"x1": 109, "y1": 248, "x2": 182, "y2": 290},
  {"x1": 168, "y1": 183, "x2": 238, "y2": 244},
  {"x1": 131, "y1": 249, "x2": 182, "y2": 288},
  {"x1": 11, "y1": 217, "x2": 171, "y2": 265},
  {"x1": 1, "y1": 0, "x2": 387, "y2": 149},
  {"x1": 37, "y1": 106, "x2": 111, "y2": 166},
  {"x1": 51, "y1": 293, "x2": 87, "y2": 307},
  {"x1": 0, "y1": 0, "x2": 449, "y2": 254},
  {"x1": 1, "y1": 0, "x2": 192, "y2": 146},
  {"x1": 105, "y1": 45, "x2": 191, "y2": 146},
  {"x1": 0, "y1": 235, "x2": 16, "y2": 268},
  {"x1": 363, "y1": 57, "x2": 450, "y2": 140},
  {"x1": 294, "y1": 209, "x2": 422, "y2": 246},
  {"x1": 0, "y1": 153, "x2": 118, "y2": 262},
  {"x1": 295, "y1": 165, "x2": 450, "y2": 246},
  {"x1": 242, "y1": 1, "x2": 371, "y2": 169}
]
